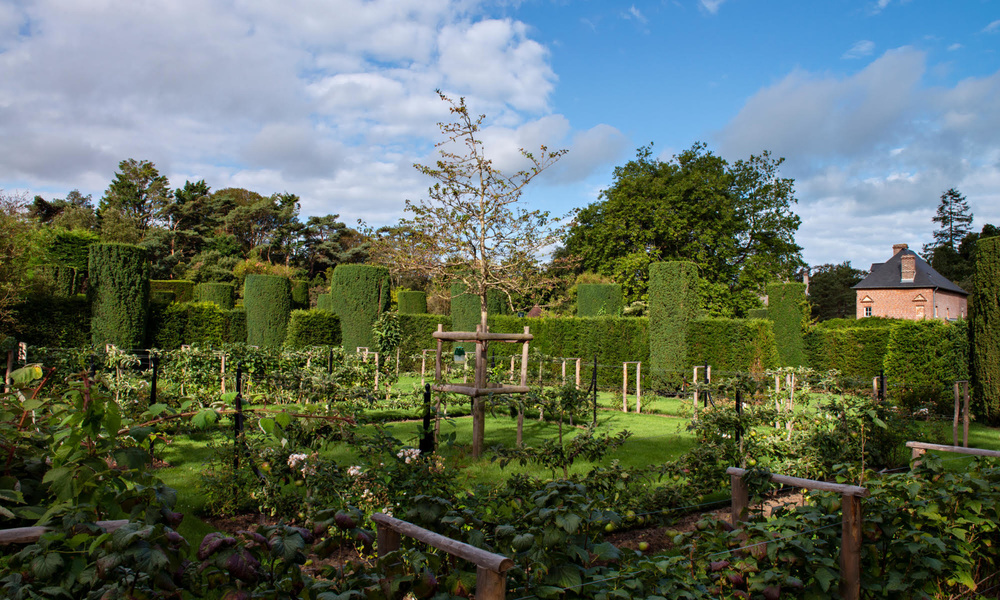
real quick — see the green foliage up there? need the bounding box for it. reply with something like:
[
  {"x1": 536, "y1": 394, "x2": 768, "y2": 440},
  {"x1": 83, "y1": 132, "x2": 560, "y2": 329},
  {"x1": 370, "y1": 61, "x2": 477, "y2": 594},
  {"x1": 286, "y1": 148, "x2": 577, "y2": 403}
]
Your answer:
[
  {"x1": 371, "y1": 310, "x2": 402, "y2": 356},
  {"x1": 99, "y1": 158, "x2": 171, "y2": 242},
  {"x1": 398, "y1": 313, "x2": 451, "y2": 369},
  {"x1": 331, "y1": 264, "x2": 391, "y2": 352},
  {"x1": 649, "y1": 261, "x2": 700, "y2": 387},
  {"x1": 808, "y1": 261, "x2": 865, "y2": 321},
  {"x1": 244, "y1": 274, "x2": 292, "y2": 347},
  {"x1": 971, "y1": 235, "x2": 1000, "y2": 423},
  {"x1": 31, "y1": 264, "x2": 78, "y2": 296},
  {"x1": 88, "y1": 243, "x2": 149, "y2": 348},
  {"x1": 576, "y1": 283, "x2": 623, "y2": 317},
  {"x1": 8, "y1": 294, "x2": 91, "y2": 347},
  {"x1": 149, "y1": 279, "x2": 195, "y2": 303},
  {"x1": 884, "y1": 319, "x2": 969, "y2": 411},
  {"x1": 149, "y1": 301, "x2": 228, "y2": 348},
  {"x1": 316, "y1": 293, "x2": 334, "y2": 312},
  {"x1": 291, "y1": 279, "x2": 310, "y2": 308},
  {"x1": 563, "y1": 143, "x2": 803, "y2": 312},
  {"x1": 765, "y1": 281, "x2": 808, "y2": 366},
  {"x1": 225, "y1": 308, "x2": 247, "y2": 344},
  {"x1": 687, "y1": 318, "x2": 779, "y2": 373},
  {"x1": 42, "y1": 228, "x2": 99, "y2": 271},
  {"x1": 805, "y1": 320, "x2": 900, "y2": 383},
  {"x1": 193, "y1": 281, "x2": 235, "y2": 309},
  {"x1": 397, "y1": 290, "x2": 427, "y2": 314},
  {"x1": 284, "y1": 309, "x2": 341, "y2": 347}
]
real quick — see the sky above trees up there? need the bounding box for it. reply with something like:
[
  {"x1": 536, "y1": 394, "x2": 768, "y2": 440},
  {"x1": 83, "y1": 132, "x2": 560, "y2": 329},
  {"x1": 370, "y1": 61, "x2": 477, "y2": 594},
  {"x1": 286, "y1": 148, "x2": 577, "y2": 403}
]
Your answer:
[{"x1": 0, "y1": 0, "x2": 997, "y2": 270}]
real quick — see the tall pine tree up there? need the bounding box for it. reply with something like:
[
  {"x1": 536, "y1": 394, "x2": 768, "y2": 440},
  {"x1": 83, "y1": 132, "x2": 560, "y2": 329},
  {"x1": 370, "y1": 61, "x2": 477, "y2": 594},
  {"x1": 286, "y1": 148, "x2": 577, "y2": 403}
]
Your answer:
[{"x1": 925, "y1": 188, "x2": 974, "y2": 253}]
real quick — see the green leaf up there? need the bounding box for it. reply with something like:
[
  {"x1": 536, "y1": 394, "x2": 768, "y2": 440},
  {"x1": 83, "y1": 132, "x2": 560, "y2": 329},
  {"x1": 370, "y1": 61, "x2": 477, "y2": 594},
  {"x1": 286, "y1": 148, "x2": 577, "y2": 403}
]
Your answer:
[
  {"x1": 31, "y1": 552, "x2": 64, "y2": 579},
  {"x1": 10, "y1": 365, "x2": 43, "y2": 386},
  {"x1": 275, "y1": 412, "x2": 292, "y2": 429},
  {"x1": 21, "y1": 398, "x2": 44, "y2": 412},
  {"x1": 814, "y1": 567, "x2": 836, "y2": 592},
  {"x1": 145, "y1": 403, "x2": 169, "y2": 417},
  {"x1": 259, "y1": 417, "x2": 275, "y2": 435},
  {"x1": 192, "y1": 409, "x2": 218, "y2": 428}
]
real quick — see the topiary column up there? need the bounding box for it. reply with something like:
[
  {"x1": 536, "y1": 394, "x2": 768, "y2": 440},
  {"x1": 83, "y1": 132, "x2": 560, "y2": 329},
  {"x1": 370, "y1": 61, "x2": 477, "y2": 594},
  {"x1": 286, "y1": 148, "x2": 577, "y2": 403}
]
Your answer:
[
  {"x1": 244, "y1": 275, "x2": 292, "y2": 347},
  {"x1": 765, "y1": 282, "x2": 809, "y2": 367},
  {"x1": 649, "y1": 261, "x2": 700, "y2": 389},
  {"x1": 577, "y1": 283, "x2": 623, "y2": 317},
  {"x1": 194, "y1": 282, "x2": 236, "y2": 310},
  {"x1": 971, "y1": 236, "x2": 1000, "y2": 423},
  {"x1": 398, "y1": 290, "x2": 428, "y2": 314},
  {"x1": 89, "y1": 243, "x2": 150, "y2": 348},
  {"x1": 331, "y1": 264, "x2": 391, "y2": 352},
  {"x1": 291, "y1": 279, "x2": 310, "y2": 309}
]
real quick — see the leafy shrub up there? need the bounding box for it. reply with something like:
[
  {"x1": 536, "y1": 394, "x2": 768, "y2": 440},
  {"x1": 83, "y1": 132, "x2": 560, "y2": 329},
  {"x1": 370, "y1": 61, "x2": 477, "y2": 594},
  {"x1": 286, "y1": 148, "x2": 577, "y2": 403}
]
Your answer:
[
  {"x1": 649, "y1": 261, "x2": 701, "y2": 388},
  {"x1": 149, "y1": 301, "x2": 228, "y2": 348},
  {"x1": 331, "y1": 264, "x2": 390, "y2": 352},
  {"x1": 291, "y1": 279, "x2": 310, "y2": 309},
  {"x1": 884, "y1": 319, "x2": 969, "y2": 412},
  {"x1": 8, "y1": 294, "x2": 90, "y2": 347},
  {"x1": 225, "y1": 308, "x2": 247, "y2": 343}
]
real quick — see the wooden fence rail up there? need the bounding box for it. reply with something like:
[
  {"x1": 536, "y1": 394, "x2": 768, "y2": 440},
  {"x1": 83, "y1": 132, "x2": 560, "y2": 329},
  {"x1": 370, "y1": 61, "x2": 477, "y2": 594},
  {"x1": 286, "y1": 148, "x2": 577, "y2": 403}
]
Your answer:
[
  {"x1": 906, "y1": 441, "x2": 1000, "y2": 462},
  {"x1": 726, "y1": 467, "x2": 868, "y2": 600},
  {"x1": 0, "y1": 519, "x2": 129, "y2": 546},
  {"x1": 371, "y1": 512, "x2": 513, "y2": 600}
]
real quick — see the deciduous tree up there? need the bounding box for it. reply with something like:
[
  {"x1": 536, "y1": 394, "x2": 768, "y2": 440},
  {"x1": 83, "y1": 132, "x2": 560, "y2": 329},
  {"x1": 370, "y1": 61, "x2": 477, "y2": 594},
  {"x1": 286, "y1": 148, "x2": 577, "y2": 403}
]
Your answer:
[{"x1": 807, "y1": 262, "x2": 865, "y2": 321}]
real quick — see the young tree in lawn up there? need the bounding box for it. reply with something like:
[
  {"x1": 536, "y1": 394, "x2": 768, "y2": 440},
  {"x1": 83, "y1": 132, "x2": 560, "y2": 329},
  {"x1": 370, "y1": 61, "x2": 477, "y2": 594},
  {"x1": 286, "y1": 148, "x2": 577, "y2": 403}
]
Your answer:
[{"x1": 370, "y1": 92, "x2": 567, "y2": 331}]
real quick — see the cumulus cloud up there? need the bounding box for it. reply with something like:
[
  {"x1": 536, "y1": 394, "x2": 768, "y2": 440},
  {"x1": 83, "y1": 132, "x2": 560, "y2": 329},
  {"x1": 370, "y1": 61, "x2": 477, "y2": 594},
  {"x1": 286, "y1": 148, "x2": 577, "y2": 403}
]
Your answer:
[
  {"x1": 0, "y1": 0, "x2": 614, "y2": 227},
  {"x1": 843, "y1": 40, "x2": 876, "y2": 59},
  {"x1": 699, "y1": 0, "x2": 725, "y2": 15},
  {"x1": 716, "y1": 48, "x2": 1000, "y2": 269}
]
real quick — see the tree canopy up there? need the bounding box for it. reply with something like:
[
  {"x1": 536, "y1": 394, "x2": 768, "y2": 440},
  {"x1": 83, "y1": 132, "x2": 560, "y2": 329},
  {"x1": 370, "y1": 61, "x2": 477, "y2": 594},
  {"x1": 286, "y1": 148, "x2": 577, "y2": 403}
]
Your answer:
[
  {"x1": 562, "y1": 143, "x2": 803, "y2": 316},
  {"x1": 924, "y1": 188, "x2": 974, "y2": 254},
  {"x1": 807, "y1": 262, "x2": 865, "y2": 321}
]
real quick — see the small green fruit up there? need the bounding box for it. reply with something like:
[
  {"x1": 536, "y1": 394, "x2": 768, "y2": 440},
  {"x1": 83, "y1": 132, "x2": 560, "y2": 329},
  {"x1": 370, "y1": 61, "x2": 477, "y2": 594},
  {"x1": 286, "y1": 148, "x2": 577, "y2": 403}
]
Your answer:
[
  {"x1": 638, "y1": 541, "x2": 649, "y2": 551},
  {"x1": 604, "y1": 522, "x2": 615, "y2": 533}
]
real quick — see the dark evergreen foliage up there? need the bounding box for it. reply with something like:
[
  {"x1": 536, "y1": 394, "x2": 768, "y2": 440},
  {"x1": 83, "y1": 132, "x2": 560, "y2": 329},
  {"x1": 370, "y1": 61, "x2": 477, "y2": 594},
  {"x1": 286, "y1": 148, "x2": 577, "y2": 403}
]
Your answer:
[
  {"x1": 193, "y1": 282, "x2": 235, "y2": 309},
  {"x1": 398, "y1": 290, "x2": 428, "y2": 314},
  {"x1": 971, "y1": 236, "x2": 1000, "y2": 423},
  {"x1": 244, "y1": 275, "x2": 292, "y2": 347},
  {"x1": 150, "y1": 280, "x2": 195, "y2": 303},
  {"x1": 88, "y1": 243, "x2": 149, "y2": 348},
  {"x1": 687, "y1": 318, "x2": 778, "y2": 374},
  {"x1": 284, "y1": 309, "x2": 341, "y2": 347},
  {"x1": 649, "y1": 261, "x2": 700, "y2": 388},
  {"x1": 577, "y1": 283, "x2": 623, "y2": 317},
  {"x1": 331, "y1": 264, "x2": 390, "y2": 352},
  {"x1": 766, "y1": 282, "x2": 808, "y2": 366},
  {"x1": 291, "y1": 279, "x2": 310, "y2": 309}
]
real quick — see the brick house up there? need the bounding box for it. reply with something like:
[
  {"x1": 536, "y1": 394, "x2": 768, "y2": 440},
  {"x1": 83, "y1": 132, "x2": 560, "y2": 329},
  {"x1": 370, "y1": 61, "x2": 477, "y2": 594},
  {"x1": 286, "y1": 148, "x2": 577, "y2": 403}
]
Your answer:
[{"x1": 853, "y1": 243, "x2": 968, "y2": 321}]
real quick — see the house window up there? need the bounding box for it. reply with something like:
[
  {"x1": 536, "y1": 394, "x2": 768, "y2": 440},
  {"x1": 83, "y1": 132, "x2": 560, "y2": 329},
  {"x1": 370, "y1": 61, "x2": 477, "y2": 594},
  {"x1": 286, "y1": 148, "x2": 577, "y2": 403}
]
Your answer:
[{"x1": 864, "y1": 306, "x2": 872, "y2": 317}]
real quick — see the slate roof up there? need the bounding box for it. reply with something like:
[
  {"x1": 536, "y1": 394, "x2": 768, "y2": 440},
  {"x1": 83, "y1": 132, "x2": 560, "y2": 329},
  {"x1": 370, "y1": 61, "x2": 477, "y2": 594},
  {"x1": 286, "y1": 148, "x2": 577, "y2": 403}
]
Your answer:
[{"x1": 852, "y1": 249, "x2": 968, "y2": 295}]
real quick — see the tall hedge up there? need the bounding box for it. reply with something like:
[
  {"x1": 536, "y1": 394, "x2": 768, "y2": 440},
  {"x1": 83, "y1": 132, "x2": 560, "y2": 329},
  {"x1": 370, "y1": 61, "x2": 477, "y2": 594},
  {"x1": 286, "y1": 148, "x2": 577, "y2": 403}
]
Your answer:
[
  {"x1": 150, "y1": 280, "x2": 195, "y2": 304},
  {"x1": 649, "y1": 261, "x2": 700, "y2": 388},
  {"x1": 291, "y1": 279, "x2": 310, "y2": 309},
  {"x1": 244, "y1": 275, "x2": 292, "y2": 347},
  {"x1": 450, "y1": 283, "x2": 507, "y2": 353},
  {"x1": 766, "y1": 282, "x2": 809, "y2": 367},
  {"x1": 577, "y1": 283, "x2": 623, "y2": 317},
  {"x1": 317, "y1": 293, "x2": 334, "y2": 312},
  {"x1": 804, "y1": 320, "x2": 899, "y2": 383},
  {"x1": 398, "y1": 314, "x2": 452, "y2": 369},
  {"x1": 150, "y1": 302, "x2": 227, "y2": 349},
  {"x1": 687, "y1": 318, "x2": 779, "y2": 374},
  {"x1": 89, "y1": 243, "x2": 149, "y2": 348},
  {"x1": 225, "y1": 309, "x2": 247, "y2": 344},
  {"x1": 884, "y1": 320, "x2": 968, "y2": 411},
  {"x1": 9, "y1": 295, "x2": 90, "y2": 347},
  {"x1": 331, "y1": 264, "x2": 391, "y2": 352},
  {"x1": 398, "y1": 290, "x2": 428, "y2": 314},
  {"x1": 971, "y1": 236, "x2": 1000, "y2": 423},
  {"x1": 284, "y1": 309, "x2": 341, "y2": 347},
  {"x1": 194, "y1": 282, "x2": 236, "y2": 310},
  {"x1": 34, "y1": 265, "x2": 77, "y2": 297}
]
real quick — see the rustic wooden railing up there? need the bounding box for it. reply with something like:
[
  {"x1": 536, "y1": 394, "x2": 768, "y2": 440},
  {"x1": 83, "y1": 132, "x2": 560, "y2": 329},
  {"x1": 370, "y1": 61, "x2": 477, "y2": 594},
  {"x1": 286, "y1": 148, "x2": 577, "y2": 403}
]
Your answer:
[
  {"x1": 727, "y1": 467, "x2": 868, "y2": 600},
  {"x1": 906, "y1": 441, "x2": 1000, "y2": 463},
  {"x1": 371, "y1": 512, "x2": 513, "y2": 600},
  {"x1": 0, "y1": 519, "x2": 129, "y2": 545}
]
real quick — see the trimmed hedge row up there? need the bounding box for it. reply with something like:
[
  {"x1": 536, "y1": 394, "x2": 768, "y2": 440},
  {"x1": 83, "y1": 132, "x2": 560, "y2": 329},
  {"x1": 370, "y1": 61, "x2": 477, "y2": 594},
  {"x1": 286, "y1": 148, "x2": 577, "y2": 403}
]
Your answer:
[
  {"x1": 398, "y1": 313, "x2": 452, "y2": 369},
  {"x1": 398, "y1": 290, "x2": 428, "y2": 315},
  {"x1": 804, "y1": 324, "x2": 893, "y2": 382},
  {"x1": 577, "y1": 283, "x2": 623, "y2": 317},
  {"x1": 649, "y1": 261, "x2": 701, "y2": 387},
  {"x1": 150, "y1": 302, "x2": 227, "y2": 348},
  {"x1": 971, "y1": 236, "x2": 1000, "y2": 422},
  {"x1": 46, "y1": 229, "x2": 99, "y2": 271},
  {"x1": 194, "y1": 282, "x2": 236, "y2": 309},
  {"x1": 244, "y1": 275, "x2": 292, "y2": 347},
  {"x1": 317, "y1": 293, "x2": 334, "y2": 312},
  {"x1": 884, "y1": 319, "x2": 969, "y2": 410},
  {"x1": 34, "y1": 265, "x2": 78, "y2": 296},
  {"x1": 150, "y1": 279, "x2": 195, "y2": 303},
  {"x1": 766, "y1": 282, "x2": 808, "y2": 367},
  {"x1": 89, "y1": 243, "x2": 149, "y2": 348},
  {"x1": 331, "y1": 264, "x2": 391, "y2": 352},
  {"x1": 285, "y1": 309, "x2": 341, "y2": 348},
  {"x1": 8, "y1": 295, "x2": 91, "y2": 347},
  {"x1": 687, "y1": 318, "x2": 779, "y2": 374}
]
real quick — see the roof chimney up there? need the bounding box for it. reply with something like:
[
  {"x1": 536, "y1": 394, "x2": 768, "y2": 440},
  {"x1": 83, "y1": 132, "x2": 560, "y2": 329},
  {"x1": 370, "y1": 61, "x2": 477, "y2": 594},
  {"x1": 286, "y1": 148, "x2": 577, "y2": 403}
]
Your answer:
[
  {"x1": 893, "y1": 243, "x2": 908, "y2": 256},
  {"x1": 901, "y1": 253, "x2": 916, "y2": 282}
]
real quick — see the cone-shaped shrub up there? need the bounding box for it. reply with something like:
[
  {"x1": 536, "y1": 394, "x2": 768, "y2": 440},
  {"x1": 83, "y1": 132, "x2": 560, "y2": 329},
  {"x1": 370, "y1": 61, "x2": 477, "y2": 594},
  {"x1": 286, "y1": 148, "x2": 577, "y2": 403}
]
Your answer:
[
  {"x1": 244, "y1": 275, "x2": 292, "y2": 347},
  {"x1": 89, "y1": 243, "x2": 149, "y2": 348}
]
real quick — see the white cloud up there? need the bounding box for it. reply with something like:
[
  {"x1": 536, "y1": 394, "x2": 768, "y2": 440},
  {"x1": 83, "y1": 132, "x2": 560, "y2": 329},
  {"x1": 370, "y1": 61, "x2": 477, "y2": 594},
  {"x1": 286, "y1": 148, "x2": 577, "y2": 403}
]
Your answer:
[
  {"x1": 622, "y1": 5, "x2": 647, "y2": 24},
  {"x1": 984, "y1": 19, "x2": 1000, "y2": 33},
  {"x1": 699, "y1": 0, "x2": 725, "y2": 15},
  {"x1": 717, "y1": 48, "x2": 1000, "y2": 269},
  {"x1": 843, "y1": 40, "x2": 876, "y2": 59},
  {"x1": 0, "y1": 0, "x2": 613, "y2": 228},
  {"x1": 948, "y1": 43, "x2": 962, "y2": 51}
]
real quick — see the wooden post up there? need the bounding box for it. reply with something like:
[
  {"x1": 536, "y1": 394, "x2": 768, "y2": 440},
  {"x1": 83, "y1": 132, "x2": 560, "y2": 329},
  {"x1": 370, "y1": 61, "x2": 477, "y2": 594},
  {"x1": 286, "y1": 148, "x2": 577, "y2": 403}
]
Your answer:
[
  {"x1": 220, "y1": 354, "x2": 226, "y2": 394},
  {"x1": 421, "y1": 351, "x2": 427, "y2": 387},
  {"x1": 517, "y1": 328, "x2": 529, "y2": 446},
  {"x1": 435, "y1": 325, "x2": 443, "y2": 382},
  {"x1": 635, "y1": 362, "x2": 641, "y2": 413},
  {"x1": 575, "y1": 358, "x2": 581, "y2": 389},
  {"x1": 622, "y1": 362, "x2": 628, "y2": 412},
  {"x1": 730, "y1": 470, "x2": 748, "y2": 525},
  {"x1": 963, "y1": 382, "x2": 970, "y2": 447},
  {"x1": 4, "y1": 349, "x2": 13, "y2": 394},
  {"x1": 840, "y1": 495, "x2": 862, "y2": 600},
  {"x1": 693, "y1": 366, "x2": 700, "y2": 415},
  {"x1": 476, "y1": 567, "x2": 507, "y2": 600},
  {"x1": 472, "y1": 324, "x2": 486, "y2": 459},
  {"x1": 510, "y1": 355, "x2": 516, "y2": 381},
  {"x1": 376, "y1": 521, "x2": 401, "y2": 557},
  {"x1": 953, "y1": 381, "x2": 961, "y2": 447}
]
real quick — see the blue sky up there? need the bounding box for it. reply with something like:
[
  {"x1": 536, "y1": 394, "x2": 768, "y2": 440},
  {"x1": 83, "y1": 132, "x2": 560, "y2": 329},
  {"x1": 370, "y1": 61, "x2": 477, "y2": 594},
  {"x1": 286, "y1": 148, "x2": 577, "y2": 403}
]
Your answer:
[{"x1": 1, "y1": 0, "x2": 998, "y2": 270}]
